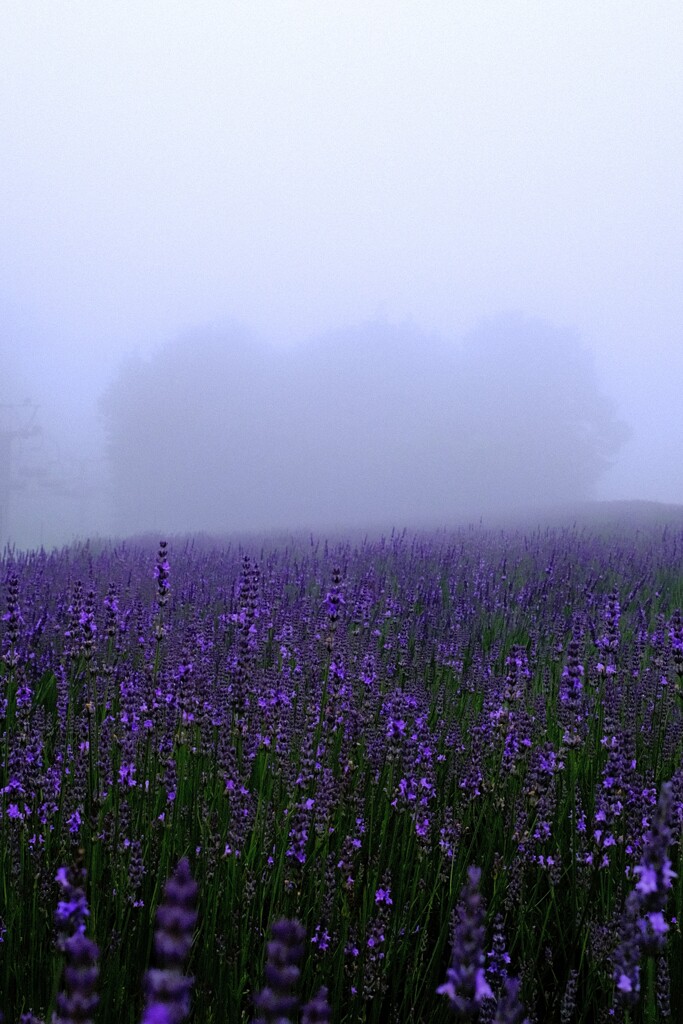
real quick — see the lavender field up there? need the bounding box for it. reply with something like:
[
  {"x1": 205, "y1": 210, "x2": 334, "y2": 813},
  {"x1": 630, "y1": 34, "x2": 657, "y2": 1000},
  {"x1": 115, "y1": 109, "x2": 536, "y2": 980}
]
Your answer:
[{"x1": 1, "y1": 523, "x2": 682, "y2": 1023}]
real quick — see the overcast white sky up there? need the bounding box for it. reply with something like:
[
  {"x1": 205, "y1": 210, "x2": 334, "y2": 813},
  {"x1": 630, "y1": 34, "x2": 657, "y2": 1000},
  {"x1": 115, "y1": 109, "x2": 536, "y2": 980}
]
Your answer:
[{"x1": 2, "y1": 2, "x2": 683, "y2": 540}]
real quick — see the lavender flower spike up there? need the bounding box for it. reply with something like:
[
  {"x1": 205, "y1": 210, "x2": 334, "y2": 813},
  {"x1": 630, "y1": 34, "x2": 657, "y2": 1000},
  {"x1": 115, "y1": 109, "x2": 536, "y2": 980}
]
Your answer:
[
  {"x1": 141, "y1": 857, "x2": 198, "y2": 1024},
  {"x1": 253, "y1": 918, "x2": 306, "y2": 1024},
  {"x1": 612, "y1": 890, "x2": 642, "y2": 1007},
  {"x1": 302, "y1": 986, "x2": 332, "y2": 1024},
  {"x1": 54, "y1": 859, "x2": 90, "y2": 950},
  {"x1": 493, "y1": 977, "x2": 529, "y2": 1024},
  {"x1": 437, "y1": 866, "x2": 494, "y2": 1018},
  {"x1": 633, "y1": 780, "x2": 677, "y2": 954},
  {"x1": 52, "y1": 856, "x2": 99, "y2": 1024},
  {"x1": 53, "y1": 930, "x2": 100, "y2": 1024},
  {"x1": 612, "y1": 779, "x2": 677, "y2": 1007}
]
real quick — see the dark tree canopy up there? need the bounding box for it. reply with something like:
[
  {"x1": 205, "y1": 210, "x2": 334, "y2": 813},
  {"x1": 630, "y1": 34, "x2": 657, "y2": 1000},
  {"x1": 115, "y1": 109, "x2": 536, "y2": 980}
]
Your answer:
[{"x1": 99, "y1": 315, "x2": 629, "y2": 536}]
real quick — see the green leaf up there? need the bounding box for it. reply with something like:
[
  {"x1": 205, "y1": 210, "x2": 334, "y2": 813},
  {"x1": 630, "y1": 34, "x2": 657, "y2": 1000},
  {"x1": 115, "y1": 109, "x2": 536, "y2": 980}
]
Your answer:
[{"x1": 35, "y1": 669, "x2": 58, "y2": 715}]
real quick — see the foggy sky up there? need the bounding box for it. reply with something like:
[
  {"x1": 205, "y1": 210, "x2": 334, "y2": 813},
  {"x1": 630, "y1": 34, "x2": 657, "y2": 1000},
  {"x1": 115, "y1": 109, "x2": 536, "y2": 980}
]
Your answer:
[{"x1": 1, "y1": 3, "x2": 682, "y2": 547}]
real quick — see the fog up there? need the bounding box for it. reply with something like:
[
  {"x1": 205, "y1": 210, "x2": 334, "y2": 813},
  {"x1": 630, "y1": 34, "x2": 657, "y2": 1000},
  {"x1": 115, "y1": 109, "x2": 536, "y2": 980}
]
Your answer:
[{"x1": 1, "y1": 4, "x2": 682, "y2": 548}]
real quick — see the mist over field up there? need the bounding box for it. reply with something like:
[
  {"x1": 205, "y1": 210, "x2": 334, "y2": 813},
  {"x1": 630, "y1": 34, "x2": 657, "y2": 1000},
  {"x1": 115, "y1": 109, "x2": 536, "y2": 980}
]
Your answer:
[
  {"x1": 96, "y1": 315, "x2": 628, "y2": 538},
  {"x1": 1, "y1": 3, "x2": 682, "y2": 548},
  {"x1": 2, "y1": 313, "x2": 634, "y2": 545}
]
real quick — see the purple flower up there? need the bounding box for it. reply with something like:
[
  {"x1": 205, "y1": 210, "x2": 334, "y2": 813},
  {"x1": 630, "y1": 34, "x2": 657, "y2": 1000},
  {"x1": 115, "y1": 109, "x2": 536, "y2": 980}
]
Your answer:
[
  {"x1": 486, "y1": 914, "x2": 511, "y2": 987},
  {"x1": 67, "y1": 810, "x2": 82, "y2": 834},
  {"x1": 633, "y1": 780, "x2": 677, "y2": 954},
  {"x1": 253, "y1": 918, "x2": 306, "y2": 1024},
  {"x1": 53, "y1": 930, "x2": 100, "y2": 1024},
  {"x1": 141, "y1": 858, "x2": 198, "y2": 1024},
  {"x1": 387, "y1": 718, "x2": 406, "y2": 739},
  {"x1": 301, "y1": 987, "x2": 332, "y2": 1024},
  {"x1": 54, "y1": 861, "x2": 90, "y2": 949},
  {"x1": 668, "y1": 609, "x2": 683, "y2": 675},
  {"x1": 118, "y1": 763, "x2": 138, "y2": 788},
  {"x1": 634, "y1": 865, "x2": 658, "y2": 896},
  {"x1": 560, "y1": 634, "x2": 584, "y2": 747},
  {"x1": 140, "y1": 1006, "x2": 174, "y2": 1024},
  {"x1": 154, "y1": 542, "x2": 170, "y2": 606},
  {"x1": 612, "y1": 782, "x2": 677, "y2": 1005},
  {"x1": 323, "y1": 567, "x2": 344, "y2": 622},
  {"x1": 437, "y1": 866, "x2": 494, "y2": 1017},
  {"x1": 323, "y1": 566, "x2": 344, "y2": 652},
  {"x1": 52, "y1": 860, "x2": 99, "y2": 1024},
  {"x1": 493, "y1": 976, "x2": 529, "y2": 1024}
]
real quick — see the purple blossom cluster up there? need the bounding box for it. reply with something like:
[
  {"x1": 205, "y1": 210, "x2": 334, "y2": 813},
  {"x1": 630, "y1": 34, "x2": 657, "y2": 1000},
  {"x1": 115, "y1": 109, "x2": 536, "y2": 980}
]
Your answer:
[
  {"x1": 141, "y1": 858, "x2": 198, "y2": 1024},
  {"x1": 1, "y1": 523, "x2": 682, "y2": 1022},
  {"x1": 612, "y1": 781, "x2": 678, "y2": 1003},
  {"x1": 437, "y1": 866, "x2": 495, "y2": 1015}
]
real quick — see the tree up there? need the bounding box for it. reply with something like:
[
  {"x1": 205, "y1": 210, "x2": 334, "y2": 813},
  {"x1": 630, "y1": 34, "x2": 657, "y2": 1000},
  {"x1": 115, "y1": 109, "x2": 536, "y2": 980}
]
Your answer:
[
  {"x1": 454, "y1": 313, "x2": 629, "y2": 511},
  {"x1": 99, "y1": 315, "x2": 629, "y2": 537}
]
